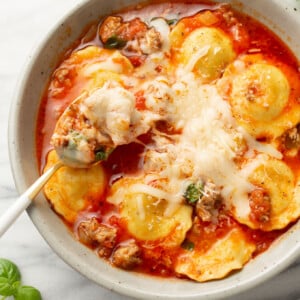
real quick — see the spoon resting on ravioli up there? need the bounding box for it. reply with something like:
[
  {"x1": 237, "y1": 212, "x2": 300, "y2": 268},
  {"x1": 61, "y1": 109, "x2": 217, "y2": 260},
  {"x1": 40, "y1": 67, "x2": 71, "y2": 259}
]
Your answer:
[
  {"x1": 51, "y1": 81, "x2": 151, "y2": 168},
  {"x1": 0, "y1": 81, "x2": 148, "y2": 236}
]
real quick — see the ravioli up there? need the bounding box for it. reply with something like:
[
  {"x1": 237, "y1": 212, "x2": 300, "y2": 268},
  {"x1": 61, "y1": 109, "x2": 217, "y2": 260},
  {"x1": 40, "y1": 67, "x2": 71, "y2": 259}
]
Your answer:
[
  {"x1": 80, "y1": 47, "x2": 133, "y2": 90},
  {"x1": 233, "y1": 156, "x2": 300, "y2": 231},
  {"x1": 43, "y1": 150, "x2": 106, "y2": 223},
  {"x1": 179, "y1": 27, "x2": 235, "y2": 81},
  {"x1": 175, "y1": 228, "x2": 255, "y2": 282},
  {"x1": 72, "y1": 46, "x2": 133, "y2": 75},
  {"x1": 49, "y1": 45, "x2": 133, "y2": 99},
  {"x1": 219, "y1": 55, "x2": 300, "y2": 139},
  {"x1": 109, "y1": 178, "x2": 193, "y2": 246},
  {"x1": 231, "y1": 63, "x2": 289, "y2": 121}
]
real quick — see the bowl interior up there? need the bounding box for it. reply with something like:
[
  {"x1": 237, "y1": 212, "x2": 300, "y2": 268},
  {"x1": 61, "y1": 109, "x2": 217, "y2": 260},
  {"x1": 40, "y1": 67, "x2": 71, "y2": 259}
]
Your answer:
[{"x1": 8, "y1": 0, "x2": 300, "y2": 299}]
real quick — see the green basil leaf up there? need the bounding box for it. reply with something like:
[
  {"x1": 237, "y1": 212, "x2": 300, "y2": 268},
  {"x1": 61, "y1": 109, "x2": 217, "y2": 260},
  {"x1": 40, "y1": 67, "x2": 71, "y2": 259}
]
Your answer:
[
  {"x1": 181, "y1": 239, "x2": 195, "y2": 251},
  {"x1": 184, "y1": 182, "x2": 204, "y2": 204},
  {"x1": 151, "y1": 17, "x2": 178, "y2": 26},
  {"x1": 104, "y1": 35, "x2": 127, "y2": 49},
  {"x1": 15, "y1": 286, "x2": 42, "y2": 300},
  {"x1": 0, "y1": 258, "x2": 21, "y2": 283},
  {"x1": 150, "y1": 17, "x2": 160, "y2": 22},
  {"x1": 95, "y1": 149, "x2": 107, "y2": 161},
  {"x1": 67, "y1": 139, "x2": 77, "y2": 150},
  {"x1": 95, "y1": 147, "x2": 114, "y2": 161},
  {"x1": 166, "y1": 19, "x2": 178, "y2": 25},
  {"x1": 0, "y1": 277, "x2": 16, "y2": 296}
]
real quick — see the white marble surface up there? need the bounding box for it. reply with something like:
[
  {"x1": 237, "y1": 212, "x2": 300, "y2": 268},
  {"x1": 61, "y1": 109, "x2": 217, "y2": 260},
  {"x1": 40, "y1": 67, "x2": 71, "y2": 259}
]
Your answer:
[{"x1": 0, "y1": 1, "x2": 300, "y2": 299}]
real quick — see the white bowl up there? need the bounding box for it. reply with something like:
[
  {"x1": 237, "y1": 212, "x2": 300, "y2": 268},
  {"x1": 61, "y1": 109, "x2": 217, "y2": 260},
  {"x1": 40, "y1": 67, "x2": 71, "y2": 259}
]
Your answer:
[{"x1": 8, "y1": 0, "x2": 300, "y2": 299}]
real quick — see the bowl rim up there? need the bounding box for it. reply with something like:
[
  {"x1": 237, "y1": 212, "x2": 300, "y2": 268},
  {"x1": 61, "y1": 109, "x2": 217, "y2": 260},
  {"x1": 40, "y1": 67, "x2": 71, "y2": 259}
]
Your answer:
[{"x1": 7, "y1": 0, "x2": 300, "y2": 299}]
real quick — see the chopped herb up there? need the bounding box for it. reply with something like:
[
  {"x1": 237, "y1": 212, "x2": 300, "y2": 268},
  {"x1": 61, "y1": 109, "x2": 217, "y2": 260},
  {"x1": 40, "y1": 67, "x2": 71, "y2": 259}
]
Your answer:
[
  {"x1": 184, "y1": 181, "x2": 204, "y2": 204},
  {"x1": 95, "y1": 149, "x2": 107, "y2": 161},
  {"x1": 67, "y1": 131, "x2": 87, "y2": 150},
  {"x1": 166, "y1": 19, "x2": 178, "y2": 25},
  {"x1": 181, "y1": 239, "x2": 195, "y2": 251},
  {"x1": 95, "y1": 147, "x2": 115, "y2": 161},
  {"x1": 104, "y1": 35, "x2": 127, "y2": 49},
  {"x1": 150, "y1": 17, "x2": 160, "y2": 22},
  {"x1": 67, "y1": 139, "x2": 77, "y2": 150},
  {"x1": 151, "y1": 17, "x2": 178, "y2": 26}
]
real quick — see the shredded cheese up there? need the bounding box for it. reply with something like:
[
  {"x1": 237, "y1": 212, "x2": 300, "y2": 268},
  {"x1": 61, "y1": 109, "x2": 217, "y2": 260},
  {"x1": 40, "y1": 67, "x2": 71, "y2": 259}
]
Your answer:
[
  {"x1": 70, "y1": 28, "x2": 285, "y2": 221},
  {"x1": 137, "y1": 66, "x2": 282, "y2": 219},
  {"x1": 129, "y1": 183, "x2": 176, "y2": 203},
  {"x1": 184, "y1": 45, "x2": 210, "y2": 72}
]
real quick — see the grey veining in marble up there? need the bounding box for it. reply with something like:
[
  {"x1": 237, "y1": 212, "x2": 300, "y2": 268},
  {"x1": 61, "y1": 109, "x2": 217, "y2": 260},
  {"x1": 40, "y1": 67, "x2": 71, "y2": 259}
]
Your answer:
[{"x1": 0, "y1": 1, "x2": 300, "y2": 299}]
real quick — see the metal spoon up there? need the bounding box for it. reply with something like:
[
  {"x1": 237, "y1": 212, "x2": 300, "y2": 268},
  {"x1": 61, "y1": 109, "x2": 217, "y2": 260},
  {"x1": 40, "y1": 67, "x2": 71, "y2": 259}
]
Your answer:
[
  {"x1": 0, "y1": 161, "x2": 63, "y2": 237},
  {"x1": 0, "y1": 85, "x2": 147, "y2": 237},
  {"x1": 0, "y1": 100, "x2": 102, "y2": 236}
]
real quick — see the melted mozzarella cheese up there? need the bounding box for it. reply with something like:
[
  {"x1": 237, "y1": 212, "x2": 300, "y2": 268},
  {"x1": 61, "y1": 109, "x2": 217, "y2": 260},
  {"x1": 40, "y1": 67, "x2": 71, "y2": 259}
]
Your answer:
[
  {"x1": 99, "y1": 58, "x2": 284, "y2": 220},
  {"x1": 79, "y1": 83, "x2": 149, "y2": 146},
  {"x1": 129, "y1": 183, "x2": 175, "y2": 203},
  {"x1": 82, "y1": 49, "x2": 133, "y2": 76},
  {"x1": 74, "y1": 46, "x2": 284, "y2": 221},
  {"x1": 140, "y1": 67, "x2": 282, "y2": 218},
  {"x1": 171, "y1": 71, "x2": 253, "y2": 217},
  {"x1": 150, "y1": 18, "x2": 170, "y2": 52},
  {"x1": 142, "y1": 76, "x2": 176, "y2": 118}
]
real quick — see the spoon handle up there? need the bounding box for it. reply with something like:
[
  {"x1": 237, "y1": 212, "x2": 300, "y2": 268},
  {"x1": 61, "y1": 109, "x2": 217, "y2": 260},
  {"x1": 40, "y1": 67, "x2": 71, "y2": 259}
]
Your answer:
[{"x1": 0, "y1": 162, "x2": 62, "y2": 237}]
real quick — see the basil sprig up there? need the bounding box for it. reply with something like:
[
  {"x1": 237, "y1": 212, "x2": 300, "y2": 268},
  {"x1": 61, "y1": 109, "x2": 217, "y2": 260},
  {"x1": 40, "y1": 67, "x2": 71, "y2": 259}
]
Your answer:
[{"x1": 0, "y1": 258, "x2": 41, "y2": 300}]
